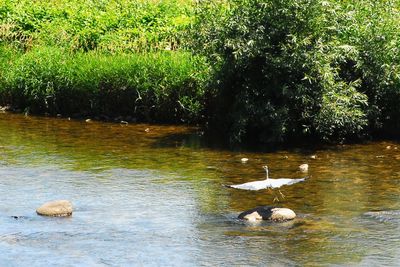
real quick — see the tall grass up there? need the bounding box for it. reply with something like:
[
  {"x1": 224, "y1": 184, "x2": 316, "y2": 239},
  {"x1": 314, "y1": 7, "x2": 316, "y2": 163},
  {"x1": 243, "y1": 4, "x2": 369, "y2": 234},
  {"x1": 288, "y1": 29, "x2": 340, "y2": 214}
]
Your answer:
[
  {"x1": 0, "y1": 0, "x2": 210, "y2": 123},
  {"x1": 0, "y1": 45, "x2": 210, "y2": 123},
  {"x1": 0, "y1": 0, "x2": 192, "y2": 52}
]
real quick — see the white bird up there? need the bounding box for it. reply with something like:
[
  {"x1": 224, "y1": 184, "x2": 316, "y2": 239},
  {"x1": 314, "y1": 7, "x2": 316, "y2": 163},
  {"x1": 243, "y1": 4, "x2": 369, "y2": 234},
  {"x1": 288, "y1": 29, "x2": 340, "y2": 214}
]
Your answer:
[{"x1": 226, "y1": 165, "x2": 306, "y2": 191}]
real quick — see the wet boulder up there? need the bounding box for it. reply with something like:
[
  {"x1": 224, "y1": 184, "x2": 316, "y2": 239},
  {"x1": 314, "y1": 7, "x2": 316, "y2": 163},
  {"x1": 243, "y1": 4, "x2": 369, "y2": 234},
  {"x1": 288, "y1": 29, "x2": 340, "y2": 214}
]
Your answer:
[
  {"x1": 36, "y1": 200, "x2": 73, "y2": 217},
  {"x1": 238, "y1": 206, "x2": 296, "y2": 222}
]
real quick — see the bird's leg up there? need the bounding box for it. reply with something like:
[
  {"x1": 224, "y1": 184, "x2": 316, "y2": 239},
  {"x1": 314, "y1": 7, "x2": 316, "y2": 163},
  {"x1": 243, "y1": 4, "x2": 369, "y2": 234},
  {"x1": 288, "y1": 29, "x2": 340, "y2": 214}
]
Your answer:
[
  {"x1": 268, "y1": 187, "x2": 280, "y2": 202},
  {"x1": 278, "y1": 190, "x2": 285, "y2": 199}
]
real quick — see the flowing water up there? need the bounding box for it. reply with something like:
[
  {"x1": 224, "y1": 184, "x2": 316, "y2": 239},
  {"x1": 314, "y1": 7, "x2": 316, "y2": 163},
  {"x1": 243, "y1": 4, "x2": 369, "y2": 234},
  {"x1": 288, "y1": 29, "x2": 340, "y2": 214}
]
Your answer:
[{"x1": 0, "y1": 112, "x2": 399, "y2": 266}]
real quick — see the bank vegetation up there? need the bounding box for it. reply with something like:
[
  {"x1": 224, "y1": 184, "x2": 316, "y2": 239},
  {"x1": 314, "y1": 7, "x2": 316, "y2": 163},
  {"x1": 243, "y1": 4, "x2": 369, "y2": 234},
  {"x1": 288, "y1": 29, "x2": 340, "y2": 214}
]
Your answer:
[{"x1": 1, "y1": 0, "x2": 400, "y2": 144}]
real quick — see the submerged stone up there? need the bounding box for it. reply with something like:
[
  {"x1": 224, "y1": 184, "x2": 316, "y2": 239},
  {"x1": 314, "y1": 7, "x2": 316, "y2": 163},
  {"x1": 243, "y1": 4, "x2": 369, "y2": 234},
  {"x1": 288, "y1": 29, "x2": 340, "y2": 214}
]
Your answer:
[
  {"x1": 36, "y1": 200, "x2": 73, "y2": 217},
  {"x1": 11, "y1": 215, "x2": 28, "y2": 220},
  {"x1": 238, "y1": 206, "x2": 296, "y2": 222},
  {"x1": 364, "y1": 210, "x2": 400, "y2": 223}
]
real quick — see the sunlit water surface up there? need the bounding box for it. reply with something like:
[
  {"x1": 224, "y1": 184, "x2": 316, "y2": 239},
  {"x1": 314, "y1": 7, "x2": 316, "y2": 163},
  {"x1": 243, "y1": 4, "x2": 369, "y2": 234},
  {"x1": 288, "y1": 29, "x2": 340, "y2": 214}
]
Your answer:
[{"x1": 0, "y1": 113, "x2": 399, "y2": 266}]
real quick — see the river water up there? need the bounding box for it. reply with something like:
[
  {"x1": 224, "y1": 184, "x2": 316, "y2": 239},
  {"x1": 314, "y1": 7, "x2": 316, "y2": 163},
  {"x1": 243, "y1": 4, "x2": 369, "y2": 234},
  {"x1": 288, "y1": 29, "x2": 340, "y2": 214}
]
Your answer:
[{"x1": 0, "y1": 112, "x2": 399, "y2": 266}]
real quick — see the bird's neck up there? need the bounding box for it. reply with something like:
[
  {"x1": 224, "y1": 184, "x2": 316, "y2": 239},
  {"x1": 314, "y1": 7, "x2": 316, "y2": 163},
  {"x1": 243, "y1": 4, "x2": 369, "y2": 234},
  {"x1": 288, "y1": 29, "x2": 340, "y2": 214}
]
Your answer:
[{"x1": 265, "y1": 169, "x2": 269, "y2": 180}]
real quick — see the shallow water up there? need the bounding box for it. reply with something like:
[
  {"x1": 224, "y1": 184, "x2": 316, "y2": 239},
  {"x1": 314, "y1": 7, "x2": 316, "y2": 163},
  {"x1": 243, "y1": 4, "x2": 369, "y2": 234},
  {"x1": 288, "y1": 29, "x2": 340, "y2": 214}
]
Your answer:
[{"x1": 0, "y1": 112, "x2": 399, "y2": 266}]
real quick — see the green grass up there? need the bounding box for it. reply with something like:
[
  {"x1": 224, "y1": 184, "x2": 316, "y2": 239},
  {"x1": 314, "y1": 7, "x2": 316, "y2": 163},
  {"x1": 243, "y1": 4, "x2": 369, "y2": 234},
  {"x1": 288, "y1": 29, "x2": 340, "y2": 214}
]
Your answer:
[
  {"x1": 0, "y1": 0, "x2": 210, "y2": 123},
  {"x1": 0, "y1": 45, "x2": 210, "y2": 123},
  {"x1": 0, "y1": 0, "x2": 193, "y2": 52}
]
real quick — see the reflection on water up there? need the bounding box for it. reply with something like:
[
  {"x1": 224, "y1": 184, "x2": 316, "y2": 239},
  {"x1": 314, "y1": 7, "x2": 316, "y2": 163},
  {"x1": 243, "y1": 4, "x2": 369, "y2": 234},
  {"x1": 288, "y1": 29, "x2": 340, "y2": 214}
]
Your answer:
[{"x1": 0, "y1": 113, "x2": 400, "y2": 266}]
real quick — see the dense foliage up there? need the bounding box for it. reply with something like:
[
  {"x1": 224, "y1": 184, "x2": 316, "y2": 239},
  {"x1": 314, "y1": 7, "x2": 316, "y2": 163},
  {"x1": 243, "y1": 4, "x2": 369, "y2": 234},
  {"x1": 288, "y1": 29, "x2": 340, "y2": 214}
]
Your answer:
[
  {"x1": 192, "y1": 0, "x2": 400, "y2": 143},
  {"x1": 1, "y1": 0, "x2": 400, "y2": 144},
  {"x1": 0, "y1": 0, "x2": 209, "y2": 123}
]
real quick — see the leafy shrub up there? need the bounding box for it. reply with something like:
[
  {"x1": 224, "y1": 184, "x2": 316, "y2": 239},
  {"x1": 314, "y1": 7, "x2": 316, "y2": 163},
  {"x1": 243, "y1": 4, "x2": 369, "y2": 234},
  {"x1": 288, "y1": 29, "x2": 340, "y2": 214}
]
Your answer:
[
  {"x1": 314, "y1": 81, "x2": 368, "y2": 141},
  {"x1": 191, "y1": 0, "x2": 400, "y2": 143}
]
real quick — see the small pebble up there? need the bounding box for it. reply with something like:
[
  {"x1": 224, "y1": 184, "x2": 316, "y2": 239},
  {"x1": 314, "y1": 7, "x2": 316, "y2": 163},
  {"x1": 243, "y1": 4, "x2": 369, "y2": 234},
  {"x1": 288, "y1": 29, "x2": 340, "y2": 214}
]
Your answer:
[
  {"x1": 299, "y1": 163, "x2": 309, "y2": 172},
  {"x1": 241, "y1": 158, "x2": 249, "y2": 163},
  {"x1": 310, "y1": 155, "x2": 317, "y2": 159},
  {"x1": 85, "y1": 119, "x2": 92, "y2": 123},
  {"x1": 145, "y1": 128, "x2": 150, "y2": 132}
]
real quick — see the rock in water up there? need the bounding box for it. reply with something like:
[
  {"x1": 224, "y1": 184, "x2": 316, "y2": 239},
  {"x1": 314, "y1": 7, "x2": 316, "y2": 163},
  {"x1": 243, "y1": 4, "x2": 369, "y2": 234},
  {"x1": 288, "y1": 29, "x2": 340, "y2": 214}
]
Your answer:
[
  {"x1": 364, "y1": 210, "x2": 400, "y2": 223},
  {"x1": 241, "y1": 211, "x2": 262, "y2": 222},
  {"x1": 269, "y1": 208, "x2": 296, "y2": 221},
  {"x1": 238, "y1": 206, "x2": 296, "y2": 222},
  {"x1": 36, "y1": 200, "x2": 73, "y2": 217},
  {"x1": 241, "y1": 158, "x2": 249, "y2": 163},
  {"x1": 299, "y1": 164, "x2": 309, "y2": 172}
]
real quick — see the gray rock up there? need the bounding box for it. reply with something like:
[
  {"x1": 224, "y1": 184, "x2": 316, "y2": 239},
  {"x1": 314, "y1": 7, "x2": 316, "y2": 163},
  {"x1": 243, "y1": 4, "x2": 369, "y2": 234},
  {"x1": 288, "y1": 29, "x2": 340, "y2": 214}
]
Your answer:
[
  {"x1": 238, "y1": 206, "x2": 296, "y2": 222},
  {"x1": 36, "y1": 200, "x2": 73, "y2": 217}
]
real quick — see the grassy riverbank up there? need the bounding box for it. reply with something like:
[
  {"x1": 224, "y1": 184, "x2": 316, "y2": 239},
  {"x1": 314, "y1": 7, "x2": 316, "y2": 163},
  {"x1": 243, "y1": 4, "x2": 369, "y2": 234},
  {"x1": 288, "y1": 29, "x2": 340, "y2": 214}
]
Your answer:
[
  {"x1": 0, "y1": 45, "x2": 209, "y2": 123},
  {"x1": 0, "y1": 0, "x2": 209, "y2": 123},
  {"x1": 2, "y1": 0, "x2": 400, "y2": 144}
]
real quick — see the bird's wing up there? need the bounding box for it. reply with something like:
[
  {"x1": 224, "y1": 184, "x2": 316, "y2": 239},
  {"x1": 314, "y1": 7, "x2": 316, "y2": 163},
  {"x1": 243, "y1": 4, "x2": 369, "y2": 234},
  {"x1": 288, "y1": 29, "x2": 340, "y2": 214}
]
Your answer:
[
  {"x1": 285, "y1": 177, "x2": 306, "y2": 185},
  {"x1": 269, "y1": 178, "x2": 305, "y2": 188},
  {"x1": 268, "y1": 179, "x2": 288, "y2": 188},
  {"x1": 229, "y1": 176, "x2": 307, "y2": 190},
  {"x1": 230, "y1": 180, "x2": 268, "y2": 190}
]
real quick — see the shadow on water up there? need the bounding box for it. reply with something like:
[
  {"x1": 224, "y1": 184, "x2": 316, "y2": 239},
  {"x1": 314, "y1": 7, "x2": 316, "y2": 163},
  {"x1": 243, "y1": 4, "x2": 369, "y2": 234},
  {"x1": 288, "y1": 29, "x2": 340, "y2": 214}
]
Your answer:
[{"x1": 0, "y1": 112, "x2": 400, "y2": 266}]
